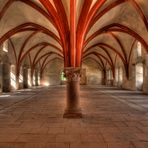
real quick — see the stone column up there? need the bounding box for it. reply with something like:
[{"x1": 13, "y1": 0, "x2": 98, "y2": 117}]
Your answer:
[
  {"x1": 122, "y1": 64, "x2": 136, "y2": 90},
  {"x1": 15, "y1": 73, "x2": 19, "y2": 90},
  {"x1": 19, "y1": 67, "x2": 24, "y2": 89},
  {"x1": 101, "y1": 69, "x2": 106, "y2": 85},
  {"x1": 0, "y1": 48, "x2": 2, "y2": 92},
  {"x1": 2, "y1": 63, "x2": 11, "y2": 92},
  {"x1": 143, "y1": 55, "x2": 148, "y2": 93},
  {"x1": 0, "y1": 56, "x2": 2, "y2": 93},
  {"x1": 31, "y1": 72, "x2": 35, "y2": 86},
  {"x1": 80, "y1": 69, "x2": 87, "y2": 85},
  {"x1": 15, "y1": 66, "x2": 23, "y2": 90},
  {"x1": 40, "y1": 72, "x2": 44, "y2": 86},
  {"x1": 35, "y1": 69, "x2": 39, "y2": 86},
  {"x1": 23, "y1": 66, "x2": 28, "y2": 88},
  {"x1": 63, "y1": 67, "x2": 82, "y2": 118},
  {"x1": 28, "y1": 68, "x2": 32, "y2": 87},
  {"x1": 38, "y1": 71, "x2": 40, "y2": 86}
]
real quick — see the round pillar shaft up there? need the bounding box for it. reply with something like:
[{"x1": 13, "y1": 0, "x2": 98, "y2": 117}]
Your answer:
[
  {"x1": 35, "y1": 70, "x2": 39, "y2": 86},
  {"x1": 2, "y1": 63, "x2": 10, "y2": 92},
  {"x1": 15, "y1": 75, "x2": 19, "y2": 90},
  {"x1": 23, "y1": 67, "x2": 29, "y2": 88},
  {"x1": 63, "y1": 67, "x2": 82, "y2": 118}
]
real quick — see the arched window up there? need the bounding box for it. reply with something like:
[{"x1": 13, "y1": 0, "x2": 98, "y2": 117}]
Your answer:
[
  {"x1": 3, "y1": 40, "x2": 8, "y2": 52},
  {"x1": 61, "y1": 71, "x2": 66, "y2": 81},
  {"x1": 135, "y1": 63, "x2": 143, "y2": 90},
  {"x1": 136, "y1": 42, "x2": 142, "y2": 57}
]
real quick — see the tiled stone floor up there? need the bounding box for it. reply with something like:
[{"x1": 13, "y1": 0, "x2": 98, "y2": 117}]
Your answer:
[{"x1": 0, "y1": 85, "x2": 148, "y2": 148}]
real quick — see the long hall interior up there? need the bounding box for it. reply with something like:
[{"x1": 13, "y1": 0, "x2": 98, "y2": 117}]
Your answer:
[{"x1": 0, "y1": 0, "x2": 148, "y2": 148}]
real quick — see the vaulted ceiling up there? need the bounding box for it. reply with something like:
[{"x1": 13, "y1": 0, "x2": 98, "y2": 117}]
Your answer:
[{"x1": 0, "y1": 0, "x2": 148, "y2": 77}]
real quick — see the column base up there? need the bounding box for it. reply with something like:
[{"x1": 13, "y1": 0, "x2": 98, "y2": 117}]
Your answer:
[{"x1": 63, "y1": 109, "x2": 82, "y2": 118}]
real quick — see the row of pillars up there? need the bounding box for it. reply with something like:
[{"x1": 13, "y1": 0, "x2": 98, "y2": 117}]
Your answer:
[
  {"x1": 0, "y1": 63, "x2": 128, "y2": 118},
  {"x1": 0, "y1": 63, "x2": 40, "y2": 93},
  {"x1": 0, "y1": 64, "x2": 83, "y2": 118},
  {"x1": 101, "y1": 68, "x2": 123, "y2": 87}
]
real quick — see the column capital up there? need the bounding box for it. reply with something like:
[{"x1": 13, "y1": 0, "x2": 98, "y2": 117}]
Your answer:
[{"x1": 64, "y1": 67, "x2": 81, "y2": 82}]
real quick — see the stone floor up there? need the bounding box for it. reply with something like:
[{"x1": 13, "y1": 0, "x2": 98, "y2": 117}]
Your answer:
[{"x1": 0, "y1": 85, "x2": 148, "y2": 148}]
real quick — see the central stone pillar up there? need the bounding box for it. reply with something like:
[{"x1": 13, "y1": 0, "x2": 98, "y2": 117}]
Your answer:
[{"x1": 63, "y1": 67, "x2": 82, "y2": 118}]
